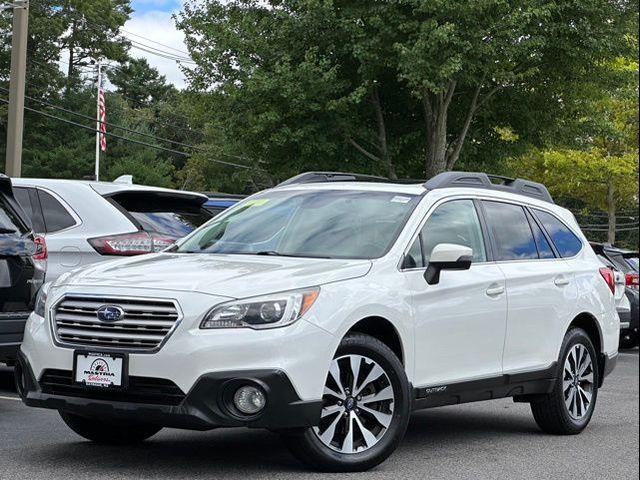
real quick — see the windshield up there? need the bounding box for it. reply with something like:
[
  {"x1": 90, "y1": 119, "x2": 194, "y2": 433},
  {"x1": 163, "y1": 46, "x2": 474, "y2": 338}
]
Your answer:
[{"x1": 176, "y1": 189, "x2": 420, "y2": 259}]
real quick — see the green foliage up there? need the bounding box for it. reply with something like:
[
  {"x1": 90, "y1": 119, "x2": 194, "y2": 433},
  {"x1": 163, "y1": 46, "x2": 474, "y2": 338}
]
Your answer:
[{"x1": 108, "y1": 58, "x2": 175, "y2": 108}]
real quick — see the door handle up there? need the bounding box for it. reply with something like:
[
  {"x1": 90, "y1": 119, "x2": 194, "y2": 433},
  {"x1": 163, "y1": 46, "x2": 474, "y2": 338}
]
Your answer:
[
  {"x1": 486, "y1": 284, "x2": 505, "y2": 297},
  {"x1": 554, "y1": 276, "x2": 570, "y2": 287}
]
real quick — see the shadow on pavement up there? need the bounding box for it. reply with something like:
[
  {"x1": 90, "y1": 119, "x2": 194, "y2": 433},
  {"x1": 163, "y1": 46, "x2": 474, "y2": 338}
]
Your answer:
[{"x1": 17, "y1": 406, "x2": 542, "y2": 476}]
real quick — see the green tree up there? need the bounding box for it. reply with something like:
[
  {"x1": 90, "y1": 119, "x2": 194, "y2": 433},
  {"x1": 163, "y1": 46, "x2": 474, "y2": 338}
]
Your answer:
[
  {"x1": 108, "y1": 58, "x2": 175, "y2": 108},
  {"x1": 59, "y1": 0, "x2": 132, "y2": 88},
  {"x1": 178, "y1": 0, "x2": 636, "y2": 181},
  {"x1": 508, "y1": 58, "x2": 639, "y2": 244}
]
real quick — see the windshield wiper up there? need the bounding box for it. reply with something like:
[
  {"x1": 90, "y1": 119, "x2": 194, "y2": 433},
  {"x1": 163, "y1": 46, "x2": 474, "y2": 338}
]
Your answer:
[
  {"x1": 0, "y1": 227, "x2": 17, "y2": 234},
  {"x1": 255, "y1": 251, "x2": 284, "y2": 256}
]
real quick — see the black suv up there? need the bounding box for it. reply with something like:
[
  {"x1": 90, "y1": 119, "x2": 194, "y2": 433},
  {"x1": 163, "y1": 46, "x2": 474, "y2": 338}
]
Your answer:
[
  {"x1": 591, "y1": 242, "x2": 639, "y2": 349},
  {"x1": 1, "y1": 174, "x2": 45, "y2": 364}
]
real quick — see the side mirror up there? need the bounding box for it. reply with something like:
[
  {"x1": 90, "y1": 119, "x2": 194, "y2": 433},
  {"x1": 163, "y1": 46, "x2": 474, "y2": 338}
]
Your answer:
[{"x1": 424, "y1": 243, "x2": 473, "y2": 285}]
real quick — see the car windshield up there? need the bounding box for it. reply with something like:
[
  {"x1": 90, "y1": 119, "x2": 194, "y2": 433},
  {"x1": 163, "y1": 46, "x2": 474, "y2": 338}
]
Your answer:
[{"x1": 176, "y1": 189, "x2": 420, "y2": 259}]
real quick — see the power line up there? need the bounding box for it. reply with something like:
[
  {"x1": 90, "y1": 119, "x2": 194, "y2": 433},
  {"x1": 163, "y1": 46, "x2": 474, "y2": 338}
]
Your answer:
[
  {"x1": 0, "y1": 85, "x2": 213, "y2": 154},
  {"x1": 126, "y1": 38, "x2": 193, "y2": 63},
  {"x1": 129, "y1": 43, "x2": 196, "y2": 65},
  {"x1": 120, "y1": 28, "x2": 191, "y2": 56},
  {"x1": 0, "y1": 96, "x2": 252, "y2": 170}
]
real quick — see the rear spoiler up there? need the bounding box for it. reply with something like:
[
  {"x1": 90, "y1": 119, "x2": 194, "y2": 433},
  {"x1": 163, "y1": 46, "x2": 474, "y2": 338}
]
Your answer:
[{"x1": 103, "y1": 190, "x2": 208, "y2": 212}]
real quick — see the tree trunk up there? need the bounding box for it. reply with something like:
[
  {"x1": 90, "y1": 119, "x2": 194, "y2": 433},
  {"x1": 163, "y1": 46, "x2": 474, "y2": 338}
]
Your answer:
[
  {"x1": 423, "y1": 91, "x2": 448, "y2": 179},
  {"x1": 423, "y1": 81, "x2": 498, "y2": 178},
  {"x1": 606, "y1": 180, "x2": 616, "y2": 244},
  {"x1": 371, "y1": 86, "x2": 396, "y2": 180},
  {"x1": 65, "y1": 16, "x2": 77, "y2": 95}
]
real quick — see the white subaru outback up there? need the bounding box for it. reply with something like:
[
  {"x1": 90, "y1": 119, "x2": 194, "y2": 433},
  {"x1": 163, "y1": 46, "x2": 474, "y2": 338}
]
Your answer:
[{"x1": 16, "y1": 171, "x2": 619, "y2": 472}]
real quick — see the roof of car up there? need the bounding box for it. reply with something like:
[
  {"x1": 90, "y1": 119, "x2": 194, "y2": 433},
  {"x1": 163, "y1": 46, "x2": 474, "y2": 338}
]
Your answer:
[{"x1": 11, "y1": 178, "x2": 207, "y2": 201}]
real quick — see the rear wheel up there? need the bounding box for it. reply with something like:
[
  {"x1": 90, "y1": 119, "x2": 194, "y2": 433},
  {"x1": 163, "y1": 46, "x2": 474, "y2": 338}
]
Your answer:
[
  {"x1": 283, "y1": 333, "x2": 410, "y2": 472},
  {"x1": 59, "y1": 411, "x2": 162, "y2": 444},
  {"x1": 530, "y1": 328, "x2": 599, "y2": 435}
]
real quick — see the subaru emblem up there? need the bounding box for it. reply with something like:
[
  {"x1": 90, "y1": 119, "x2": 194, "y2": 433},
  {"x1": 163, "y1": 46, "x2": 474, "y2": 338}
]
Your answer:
[{"x1": 96, "y1": 305, "x2": 125, "y2": 322}]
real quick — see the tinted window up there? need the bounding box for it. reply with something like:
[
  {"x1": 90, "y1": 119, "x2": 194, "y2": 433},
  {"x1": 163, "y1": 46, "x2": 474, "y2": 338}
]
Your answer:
[
  {"x1": 14, "y1": 187, "x2": 45, "y2": 233},
  {"x1": 127, "y1": 210, "x2": 212, "y2": 238},
  {"x1": 110, "y1": 193, "x2": 213, "y2": 239},
  {"x1": 420, "y1": 200, "x2": 486, "y2": 263},
  {"x1": 38, "y1": 190, "x2": 76, "y2": 232},
  {"x1": 533, "y1": 209, "x2": 582, "y2": 258},
  {"x1": 526, "y1": 211, "x2": 555, "y2": 259},
  {"x1": 0, "y1": 193, "x2": 28, "y2": 234},
  {"x1": 483, "y1": 201, "x2": 538, "y2": 261}
]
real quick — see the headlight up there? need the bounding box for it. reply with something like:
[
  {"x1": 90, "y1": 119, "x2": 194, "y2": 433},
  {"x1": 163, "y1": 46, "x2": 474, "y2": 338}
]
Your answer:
[
  {"x1": 34, "y1": 282, "x2": 52, "y2": 317},
  {"x1": 201, "y1": 288, "x2": 320, "y2": 330}
]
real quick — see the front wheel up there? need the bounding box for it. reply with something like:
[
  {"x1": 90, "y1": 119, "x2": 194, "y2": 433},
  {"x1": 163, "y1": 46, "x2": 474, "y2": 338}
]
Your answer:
[
  {"x1": 283, "y1": 333, "x2": 410, "y2": 472},
  {"x1": 530, "y1": 327, "x2": 599, "y2": 435},
  {"x1": 59, "y1": 411, "x2": 162, "y2": 444}
]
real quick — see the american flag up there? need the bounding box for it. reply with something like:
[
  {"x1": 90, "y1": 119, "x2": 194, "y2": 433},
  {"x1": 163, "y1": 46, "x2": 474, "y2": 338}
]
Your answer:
[{"x1": 98, "y1": 87, "x2": 106, "y2": 152}]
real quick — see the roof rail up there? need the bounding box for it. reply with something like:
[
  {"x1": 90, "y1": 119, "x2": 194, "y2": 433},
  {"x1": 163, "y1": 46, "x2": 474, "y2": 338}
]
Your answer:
[
  {"x1": 277, "y1": 171, "x2": 390, "y2": 187},
  {"x1": 424, "y1": 171, "x2": 554, "y2": 203}
]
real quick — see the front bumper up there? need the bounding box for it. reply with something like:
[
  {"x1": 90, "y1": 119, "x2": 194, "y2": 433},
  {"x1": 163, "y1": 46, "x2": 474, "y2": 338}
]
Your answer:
[
  {"x1": 16, "y1": 351, "x2": 322, "y2": 431},
  {"x1": 0, "y1": 311, "x2": 29, "y2": 362}
]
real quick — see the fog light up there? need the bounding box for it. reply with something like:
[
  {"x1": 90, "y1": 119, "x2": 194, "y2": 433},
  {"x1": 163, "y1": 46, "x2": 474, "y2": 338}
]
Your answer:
[{"x1": 233, "y1": 385, "x2": 266, "y2": 415}]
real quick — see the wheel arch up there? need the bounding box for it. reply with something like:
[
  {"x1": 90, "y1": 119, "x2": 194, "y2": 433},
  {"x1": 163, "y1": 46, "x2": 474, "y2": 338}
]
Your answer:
[
  {"x1": 346, "y1": 316, "x2": 405, "y2": 366},
  {"x1": 567, "y1": 312, "x2": 606, "y2": 387}
]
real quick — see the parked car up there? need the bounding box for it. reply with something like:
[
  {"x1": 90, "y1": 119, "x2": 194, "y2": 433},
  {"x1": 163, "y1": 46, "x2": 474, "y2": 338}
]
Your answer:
[
  {"x1": 1, "y1": 174, "x2": 46, "y2": 364},
  {"x1": 12, "y1": 179, "x2": 212, "y2": 282},
  {"x1": 591, "y1": 242, "x2": 639, "y2": 349},
  {"x1": 16, "y1": 171, "x2": 619, "y2": 472},
  {"x1": 201, "y1": 192, "x2": 246, "y2": 216}
]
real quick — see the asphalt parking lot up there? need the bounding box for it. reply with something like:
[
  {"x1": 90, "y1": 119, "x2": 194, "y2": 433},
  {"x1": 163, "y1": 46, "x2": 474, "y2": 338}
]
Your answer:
[{"x1": 0, "y1": 350, "x2": 637, "y2": 480}]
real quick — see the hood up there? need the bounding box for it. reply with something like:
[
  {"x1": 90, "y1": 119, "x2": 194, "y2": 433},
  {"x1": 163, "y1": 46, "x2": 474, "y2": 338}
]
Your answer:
[{"x1": 58, "y1": 253, "x2": 372, "y2": 298}]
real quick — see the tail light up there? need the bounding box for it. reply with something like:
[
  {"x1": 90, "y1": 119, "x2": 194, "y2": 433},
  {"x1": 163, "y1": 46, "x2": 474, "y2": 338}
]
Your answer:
[
  {"x1": 32, "y1": 235, "x2": 48, "y2": 261},
  {"x1": 88, "y1": 232, "x2": 176, "y2": 256},
  {"x1": 599, "y1": 267, "x2": 616, "y2": 295},
  {"x1": 625, "y1": 272, "x2": 639, "y2": 288}
]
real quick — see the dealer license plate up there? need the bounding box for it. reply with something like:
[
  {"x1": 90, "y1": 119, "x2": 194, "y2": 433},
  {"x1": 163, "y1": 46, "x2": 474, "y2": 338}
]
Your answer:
[{"x1": 74, "y1": 351, "x2": 126, "y2": 388}]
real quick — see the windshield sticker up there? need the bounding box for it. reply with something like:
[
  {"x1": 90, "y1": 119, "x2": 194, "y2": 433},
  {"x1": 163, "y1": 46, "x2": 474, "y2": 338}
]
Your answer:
[
  {"x1": 390, "y1": 196, "x2": 412, "y2": 204},
  {"x1": 243, "y1": 199, "x2": 270, "y2": 207}
]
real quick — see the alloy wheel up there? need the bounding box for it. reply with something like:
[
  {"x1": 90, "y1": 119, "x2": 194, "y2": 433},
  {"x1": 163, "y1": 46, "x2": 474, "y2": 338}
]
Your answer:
[
  {"x1": 563, "y1": 344, "x2": 594, "y2": 420},
  {"x1": 313, "y1": 354, "x2": 395, "y2": 454}
]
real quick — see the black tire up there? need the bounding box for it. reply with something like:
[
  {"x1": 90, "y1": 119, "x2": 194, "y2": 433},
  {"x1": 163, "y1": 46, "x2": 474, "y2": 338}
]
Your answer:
[
  {"x1": 283, "y1": 333, "x2": 411, "y2": 472},
  {"x1": 530, "y1": 327, "x2": 599, "y2": 435},
  {"x1": 59, "y1": 411, "x2": 162, "y2": 444},
  {"x1": 619, "y1": 331, "x2": 639, "y2": 350}
]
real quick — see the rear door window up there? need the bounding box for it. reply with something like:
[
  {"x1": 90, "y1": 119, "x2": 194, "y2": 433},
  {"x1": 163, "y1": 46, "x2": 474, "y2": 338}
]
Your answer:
[
  {"x1": 37, "y1": 190, "x2": 77, "y2": 232},
  {"x1": 526, "y1": 210, "x2": 555, "y2": 259},
  {"x1": 109, "y1": 193, "x2": 212, "y2": 239},
  {"x1": 482, "y1": 201, "x2": 538, "y2": 261},
  {"x1": 532, "y1": 209, "x2": 583, "y2": 258}
]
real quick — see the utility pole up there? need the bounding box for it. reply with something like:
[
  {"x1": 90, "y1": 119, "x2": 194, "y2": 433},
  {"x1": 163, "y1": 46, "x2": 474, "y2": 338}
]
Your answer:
[
  {"x1": 4, "y1": 0, "x2": 29, "y2": 177},
  {"x1": 94, "y1": 62, "x2": 101, "y2": 181}
]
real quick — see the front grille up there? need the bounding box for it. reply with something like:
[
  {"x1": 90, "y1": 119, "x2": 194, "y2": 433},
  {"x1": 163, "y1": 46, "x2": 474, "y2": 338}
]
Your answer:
[
  {"x1": 52, "y1": 295, "x2": 180, "y2": 351},
  {"x1": 40, "y1": 369, "x2": 186, "y2": 406}
]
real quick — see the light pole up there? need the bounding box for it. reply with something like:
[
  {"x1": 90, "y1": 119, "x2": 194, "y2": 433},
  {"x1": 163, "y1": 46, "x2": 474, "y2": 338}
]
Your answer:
[{"x1": 4, "y1": 0, "x2": 29, "y2": 177}]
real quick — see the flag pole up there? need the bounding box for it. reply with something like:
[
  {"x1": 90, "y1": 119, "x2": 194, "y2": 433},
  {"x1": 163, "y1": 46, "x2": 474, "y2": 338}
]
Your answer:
[{"x1": 94, "y1": 62, "x2": 101, "y2": 181}]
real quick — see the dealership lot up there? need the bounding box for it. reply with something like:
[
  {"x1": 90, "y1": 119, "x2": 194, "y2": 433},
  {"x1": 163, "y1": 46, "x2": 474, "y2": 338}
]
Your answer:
[{"x1": 0, "y1": 350, "x2": 637, "y2": 480}]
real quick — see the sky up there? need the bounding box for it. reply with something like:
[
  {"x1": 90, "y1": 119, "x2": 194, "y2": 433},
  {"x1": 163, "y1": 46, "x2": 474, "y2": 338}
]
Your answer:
[{"x1": 125, "y1": 1, "x2": 191, "y2": 89}]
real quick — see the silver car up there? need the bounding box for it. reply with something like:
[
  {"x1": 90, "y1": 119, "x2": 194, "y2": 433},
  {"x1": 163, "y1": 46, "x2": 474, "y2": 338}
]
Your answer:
[{"x1": 12, "y1": 178, "x2": 211, "y2": 282}]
